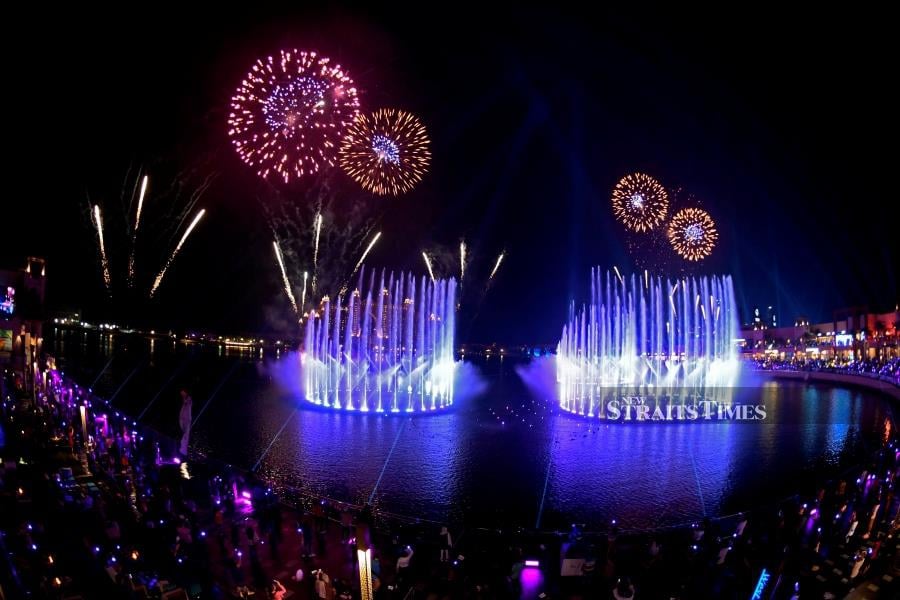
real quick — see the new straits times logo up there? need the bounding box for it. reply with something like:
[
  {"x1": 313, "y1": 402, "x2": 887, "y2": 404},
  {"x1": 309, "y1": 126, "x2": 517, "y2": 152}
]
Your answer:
[{"x1": 595, "y1": 397, "x2": 767, "y2": 422}]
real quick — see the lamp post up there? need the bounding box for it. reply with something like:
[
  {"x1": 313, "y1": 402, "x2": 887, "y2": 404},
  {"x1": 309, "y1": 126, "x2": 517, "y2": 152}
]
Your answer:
[
  {"x1": 79, "y1": 404, "x2": 87, "y2": 446},
  {"x1": 356, "y1": 507, "x2": 374, "y2": 600}
]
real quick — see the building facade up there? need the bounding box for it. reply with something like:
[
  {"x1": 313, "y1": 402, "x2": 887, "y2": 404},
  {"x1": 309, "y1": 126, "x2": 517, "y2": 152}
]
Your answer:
[
  {"x1": 0, "y1": 257, "x2": 47, "y2": 376},
  {"x1": 739, "y1": 304, "x2": 899, "y2": 362}
]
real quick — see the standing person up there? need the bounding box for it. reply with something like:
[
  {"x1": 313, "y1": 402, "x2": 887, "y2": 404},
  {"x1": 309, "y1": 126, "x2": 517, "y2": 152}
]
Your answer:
[
  {"x1": 268, "y1": 579, "x2": 286, "y2": 600},
  {"x1": 865, "y1": 503, "x2": 881, "y2": 537},
  {"x1": 735, "y1": 514, "x2": 748, "y2": 538},
  {"x1": 317, "y1": 519, "x2": 327, "y2": 557},
  {"x1": 340, "y1": 506, "x2": 353, "y2": 543},
  {"x1": 248, "y1": 526, "x2": 267, "y2": 589},
  {"x1": 396, "y1": 547, "x2": 414, "y2": 576},
  {"x1": 315, "y1": 570, "x2": 329, "y2": 600},
  {"x1": 439, "y1": 526, "x2": 452, "y2": 563},
  {"x1": 849, "y1": 551, "x2": 866, "y2": 580},
  {"x1": 301, "y1": 515, "x2": 314, "y2": 557},
  {"x1": 178, "y1": 388, "x2": 192, "y2": 456},
  {"x1": 846, "y1": 512, "x2": 859, "y2": 543}
]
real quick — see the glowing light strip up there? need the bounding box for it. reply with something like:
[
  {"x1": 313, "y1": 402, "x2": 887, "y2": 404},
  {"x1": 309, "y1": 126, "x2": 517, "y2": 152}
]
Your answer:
[{"x1": 751, "y1": 568, "x2": 770, "y2": 600}]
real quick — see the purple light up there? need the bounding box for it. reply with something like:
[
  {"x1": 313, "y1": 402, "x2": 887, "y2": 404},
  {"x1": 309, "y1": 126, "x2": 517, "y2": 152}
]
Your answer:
[
  {"x1": 684, "y1": 223, "x2": 704, "y2": 241},
  {"x1": 520, "y1": 563, "x2": 543, "y2": 594},
  {"x1": 241, "y1": 490, "x2": 252, "y2": 499},
  {"x1": 524, "y1": 559, "x2": 540, "y2": 567},
  {"x1": 372, "y1": 134, "x2": 401, "y2": 165}
]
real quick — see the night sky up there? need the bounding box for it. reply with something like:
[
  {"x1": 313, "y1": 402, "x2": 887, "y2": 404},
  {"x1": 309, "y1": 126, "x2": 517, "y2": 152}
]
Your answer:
[{"x1": 5, "y1": 6, "x2": 897, "y2": 343}]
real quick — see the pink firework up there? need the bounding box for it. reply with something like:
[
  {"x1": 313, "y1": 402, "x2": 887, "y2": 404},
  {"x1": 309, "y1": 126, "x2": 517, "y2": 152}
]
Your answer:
[{"x1": 228, "y1": 50, "x2": 361, "y2": 183}]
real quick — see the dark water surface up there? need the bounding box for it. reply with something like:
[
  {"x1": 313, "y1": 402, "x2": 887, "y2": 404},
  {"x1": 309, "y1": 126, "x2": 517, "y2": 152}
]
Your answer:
[{"x1": 49, "y1": 327, "x2": 896, "y2": 531}]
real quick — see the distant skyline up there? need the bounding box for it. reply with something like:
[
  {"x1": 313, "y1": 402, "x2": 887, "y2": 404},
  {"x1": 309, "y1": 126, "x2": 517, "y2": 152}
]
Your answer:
[{"x1": 4, "y1": 5, "x2": 897, "y2": 343}]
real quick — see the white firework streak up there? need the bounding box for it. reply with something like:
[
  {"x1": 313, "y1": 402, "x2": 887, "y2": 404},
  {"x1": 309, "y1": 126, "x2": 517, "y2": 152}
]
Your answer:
[
  {"x1": 300, "y1": 271, "x2": 309, "y2": 315},
  {"x1": 150, "y1": 209, "x2": 206, "y2": 297},
  {"x1": 489, "y1": 252, "x2": 505, "y2": 280},
  {"x1": 127, "y1": 174, "x2": 149, "y2": 287},
  {"x1": 350, "y1": 231, "x2": 381, "y2": 277},
  {"x1": 93, "y1": 205, "x2": 112, "y2": 292},
  {"x1": 459, "y1": 241, "x2": 467, "y2": 281},
  {"x1": 135, "y1": 175, "x2": 149, "y2": 232},
  {"x1": 313, "y1": 212, "x2": 322, "y2": 271},
  {"x1": 422, "y1": 251, "x2": 436, "y2": 282},
  {"x1": 273, "y1": 240, "x2": 298, "y2": 315}
]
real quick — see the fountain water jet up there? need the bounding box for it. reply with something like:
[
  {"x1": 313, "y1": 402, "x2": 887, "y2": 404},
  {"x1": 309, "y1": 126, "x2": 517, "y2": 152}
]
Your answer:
[
  {"x1": 301, "y1": 268, "x2": 456, "y2": 413},
  {"x1": 556, "y1": 268, "x2": 740, "y2": 416}
]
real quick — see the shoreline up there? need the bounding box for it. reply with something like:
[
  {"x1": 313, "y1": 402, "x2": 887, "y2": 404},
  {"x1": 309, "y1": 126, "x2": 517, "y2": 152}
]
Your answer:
[{"x1": 753, "y1": 367, "x2": 900, "y2": 401}]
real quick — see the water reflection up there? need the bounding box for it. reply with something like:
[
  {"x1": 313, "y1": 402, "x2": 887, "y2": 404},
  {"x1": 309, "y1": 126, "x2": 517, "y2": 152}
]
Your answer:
[{"x1": 47, "y1": 326, "x2": 894, "y2": 530}]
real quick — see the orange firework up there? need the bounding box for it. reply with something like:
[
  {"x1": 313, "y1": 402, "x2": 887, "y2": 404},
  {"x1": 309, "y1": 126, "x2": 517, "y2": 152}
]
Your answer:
[
  {"x1": 611, "y1": 173, "x2": 669, "y2": 232},
  {"x1": 339, "y1": 109, "x2": 430, "y2": 195},
  {"x1": 667, "y1": 207, "x2": 718, "y2": 261}
]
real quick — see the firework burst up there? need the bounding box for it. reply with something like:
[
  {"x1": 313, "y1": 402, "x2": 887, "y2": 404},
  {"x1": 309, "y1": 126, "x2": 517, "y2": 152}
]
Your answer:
[
  {"x1": 611, "y1": 173, "x2": 669, "y2": 232},
  {"x1": 667, "y1": 207, "x2": 718, "y2": 261},
  {"x1": 228, "y1": 50, "x2": 360, "y2": 183},
  {"x1": 263, "y1": 174, "x2": 378, "y2": 304},
  {"x1": 86, "y1": 168, "x2": 213, "y2": 304},
  {"x1": 339, "y1": 108, "x2": 430, "y2": 195}
]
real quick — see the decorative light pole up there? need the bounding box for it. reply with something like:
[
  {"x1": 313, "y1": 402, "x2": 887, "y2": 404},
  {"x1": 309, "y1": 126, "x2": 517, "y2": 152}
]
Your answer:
[{"x1": 356, "y1": 507, "x2": 374, "y2": 600}]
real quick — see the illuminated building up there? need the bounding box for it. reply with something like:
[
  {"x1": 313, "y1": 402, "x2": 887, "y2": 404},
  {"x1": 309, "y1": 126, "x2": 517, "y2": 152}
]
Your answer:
[
  {"x1": 1, "y1": 257, "x2": 47, "y2": 385},
  {"x1": 738, "y1": 305, "x2": 899, "y2": 361}
]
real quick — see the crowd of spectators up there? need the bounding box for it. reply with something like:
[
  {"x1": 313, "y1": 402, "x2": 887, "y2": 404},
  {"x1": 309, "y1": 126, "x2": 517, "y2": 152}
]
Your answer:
[
  {"x1": 3, "y1": 364, "x2": 899, "y2": 598},
  {"x1": 751, "y1": 356, "x2": 900, "y2": 386}
]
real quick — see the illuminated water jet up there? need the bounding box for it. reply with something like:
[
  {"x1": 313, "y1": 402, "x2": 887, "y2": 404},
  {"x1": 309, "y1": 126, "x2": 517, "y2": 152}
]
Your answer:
[
  {"x1": 556, "y1": 268, "x2": 740, "y2": 416},
  {"x1": 301, "y1": 268, "x2": 456, "y2": 413}
]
